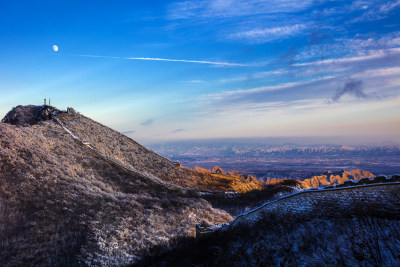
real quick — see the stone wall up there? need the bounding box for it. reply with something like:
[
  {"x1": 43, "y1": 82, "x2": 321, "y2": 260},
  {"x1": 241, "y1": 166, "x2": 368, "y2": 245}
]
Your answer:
[{"x1": 230, "y1": 182, "x2": 400, "y2": 227}]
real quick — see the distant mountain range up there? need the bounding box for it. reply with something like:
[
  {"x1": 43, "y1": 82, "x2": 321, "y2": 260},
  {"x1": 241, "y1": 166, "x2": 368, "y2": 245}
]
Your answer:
[{"x1": 149, "y1": 141, "x2": 400, "y2": 179}]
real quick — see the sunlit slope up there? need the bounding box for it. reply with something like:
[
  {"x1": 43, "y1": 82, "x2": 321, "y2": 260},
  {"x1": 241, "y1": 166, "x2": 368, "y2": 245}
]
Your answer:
[{"x1": 58, "y1": 112, "x2": 261, "y2": 192}]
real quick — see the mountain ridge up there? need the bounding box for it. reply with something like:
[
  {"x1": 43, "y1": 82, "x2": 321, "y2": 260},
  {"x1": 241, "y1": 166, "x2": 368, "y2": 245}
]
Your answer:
[
  {"x1": 193, "y1": 165, "x2": 376, "y2": 189},
  {"x1": 0, "y1": 105, "x2": 238, "y2": 265}
]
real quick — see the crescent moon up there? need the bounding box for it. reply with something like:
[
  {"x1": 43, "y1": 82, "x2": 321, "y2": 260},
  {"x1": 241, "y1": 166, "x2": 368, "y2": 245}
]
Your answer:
[{"x1": 53, "y1": 45, "x2": 59, "y2": 52}]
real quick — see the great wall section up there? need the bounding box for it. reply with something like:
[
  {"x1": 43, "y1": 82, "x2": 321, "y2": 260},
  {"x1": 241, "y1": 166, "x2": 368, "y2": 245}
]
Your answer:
[{"x1": 230, "y1": 180, "x2": 400, "y2": 227}]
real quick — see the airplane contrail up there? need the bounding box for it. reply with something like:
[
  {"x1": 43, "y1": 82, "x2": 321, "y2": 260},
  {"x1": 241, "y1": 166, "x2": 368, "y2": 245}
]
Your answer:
[{"x1": 60, "y1": 53, "x2": 248, "y2": 67}]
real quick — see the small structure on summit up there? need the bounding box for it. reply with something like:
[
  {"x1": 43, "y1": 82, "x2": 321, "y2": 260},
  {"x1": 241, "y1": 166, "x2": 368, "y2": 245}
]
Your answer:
[{"x1": 44, "y1": 98, "x2": 52, "y2": 106}]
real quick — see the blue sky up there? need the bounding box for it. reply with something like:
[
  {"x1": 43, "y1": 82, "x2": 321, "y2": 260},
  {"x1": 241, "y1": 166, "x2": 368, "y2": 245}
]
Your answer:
[{"x1": 1, "y1": 0, "x2": 399, "y2": 144}]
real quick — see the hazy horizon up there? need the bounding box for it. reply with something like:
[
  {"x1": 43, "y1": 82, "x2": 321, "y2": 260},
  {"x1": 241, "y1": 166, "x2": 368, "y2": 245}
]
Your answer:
[{"x1": 140, "y1": 135, "x2": 400, "y2": 146}]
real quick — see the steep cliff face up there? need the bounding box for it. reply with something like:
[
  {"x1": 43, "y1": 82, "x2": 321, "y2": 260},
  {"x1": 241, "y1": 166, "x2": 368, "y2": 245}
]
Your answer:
[{"x1": 0, "y1": 106, "x2": 232, "y2": 266}]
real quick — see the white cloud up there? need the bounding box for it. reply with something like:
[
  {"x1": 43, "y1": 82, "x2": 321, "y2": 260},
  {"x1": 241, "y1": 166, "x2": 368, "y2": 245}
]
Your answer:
[
  {"x1": 340, "y1": 32, "x2": 400, "y2": 50},
  {"x1": 184, "y1": 80, "x2": 205, "y2": 83},
  {"x1": 68, "y1": 54, "x2": 248, "y2": 67},
  {"x1": 200, "y1": 75, "x2": 336, "y2": 102},
  {"x1": 379, "y1": 0, "x2": 400, "y2": 13},
  {"x1": 220, "y1": 70, "x2": 288, "y2": 83},
  {"x1": 350, "y1": 0, "x2": 400, "y2": 23},
  {"x1": 293, "y1": 32, "x2": 400, "y2": 70},
  {"x1": 127, "y1": 56, "x2": 247, "y2": 66},
  {"x1": 231, "y1": 24, "x2": 307, "y2": 42},
  {"x1": 168, "y1": 0, "x2": 315, "y2": 19},
  {"x1": 351, "y1": 66, "x2": 400, "y2": 81},
  {"x1": 293, "y1": 47, "x2": 400, "y2": 66}
]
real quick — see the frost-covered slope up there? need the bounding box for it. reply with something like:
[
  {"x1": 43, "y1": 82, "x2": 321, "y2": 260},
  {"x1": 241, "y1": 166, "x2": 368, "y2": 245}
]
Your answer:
[{"x1": 0, "y1": 106, "x2": 232, "y2": 266}]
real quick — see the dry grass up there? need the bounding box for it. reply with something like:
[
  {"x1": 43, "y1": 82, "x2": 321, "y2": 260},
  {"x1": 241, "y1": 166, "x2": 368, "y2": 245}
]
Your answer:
[{"x1": 0, "y1": 115, "x2": 232, "y2": 266}]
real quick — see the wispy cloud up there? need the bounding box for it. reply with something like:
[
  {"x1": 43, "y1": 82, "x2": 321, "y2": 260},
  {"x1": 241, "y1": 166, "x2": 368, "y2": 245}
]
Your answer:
[
  {"x1": 199, "y1": 75, "x2": 336, "y2": 103},
  {"x1": 121, "y1": 130, "x2": 135, "y2": 134},
  {"x1": 351, "y1": 66, "x2": 400, "y2": 79},
  {"x1": 63, "y1": 53, "x2": 248, "y2": 67},
  {"x1": 292, "y1": 32, "x2": 400, "y2": 75},
  {"x1": 350, "y1": 0, "x2": 400, "y2": 23},
  {"x1": 127, "y1": 56, "x2": 247, "y2": 66},
  {"x1": 168, "y1": 0, "x2": 314, "y2": 19},
  {"x1": 312, "y1": 1, "x2": 400, "y2": 24},
  {"x1": 231, "y1": 24, "x2": 307, "y2": 42},
  {"x1": 141, "y1": 119, "x2": 154, "y2": 126},
  {"x1": 336, "y1": 32, "x2": 400, "y2": 51},
  {"x1": 184, "y1": 80, "x2": 205, "y2": 83},
  {"x1": 172, "y1": 128, "x2": 185, "y2": 133},
  {"x1": 220, "y1": 70, "x2": 288, "y2": 83},
  {"x1": 293, "y1": 47, "x2": 400, "y2": 66}
]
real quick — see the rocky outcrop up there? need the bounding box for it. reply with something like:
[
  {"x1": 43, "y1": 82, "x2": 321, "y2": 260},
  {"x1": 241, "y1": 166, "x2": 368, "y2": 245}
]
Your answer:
[
  {"x1": 212, "y1": 166, "x2": 226, "y2": 174},
  {"x1": 1, "y1": 105, "x2": 63, "y2": 126},
  {"x1": 302, "y1": 170, "x2": 374, "y2": 188}
]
